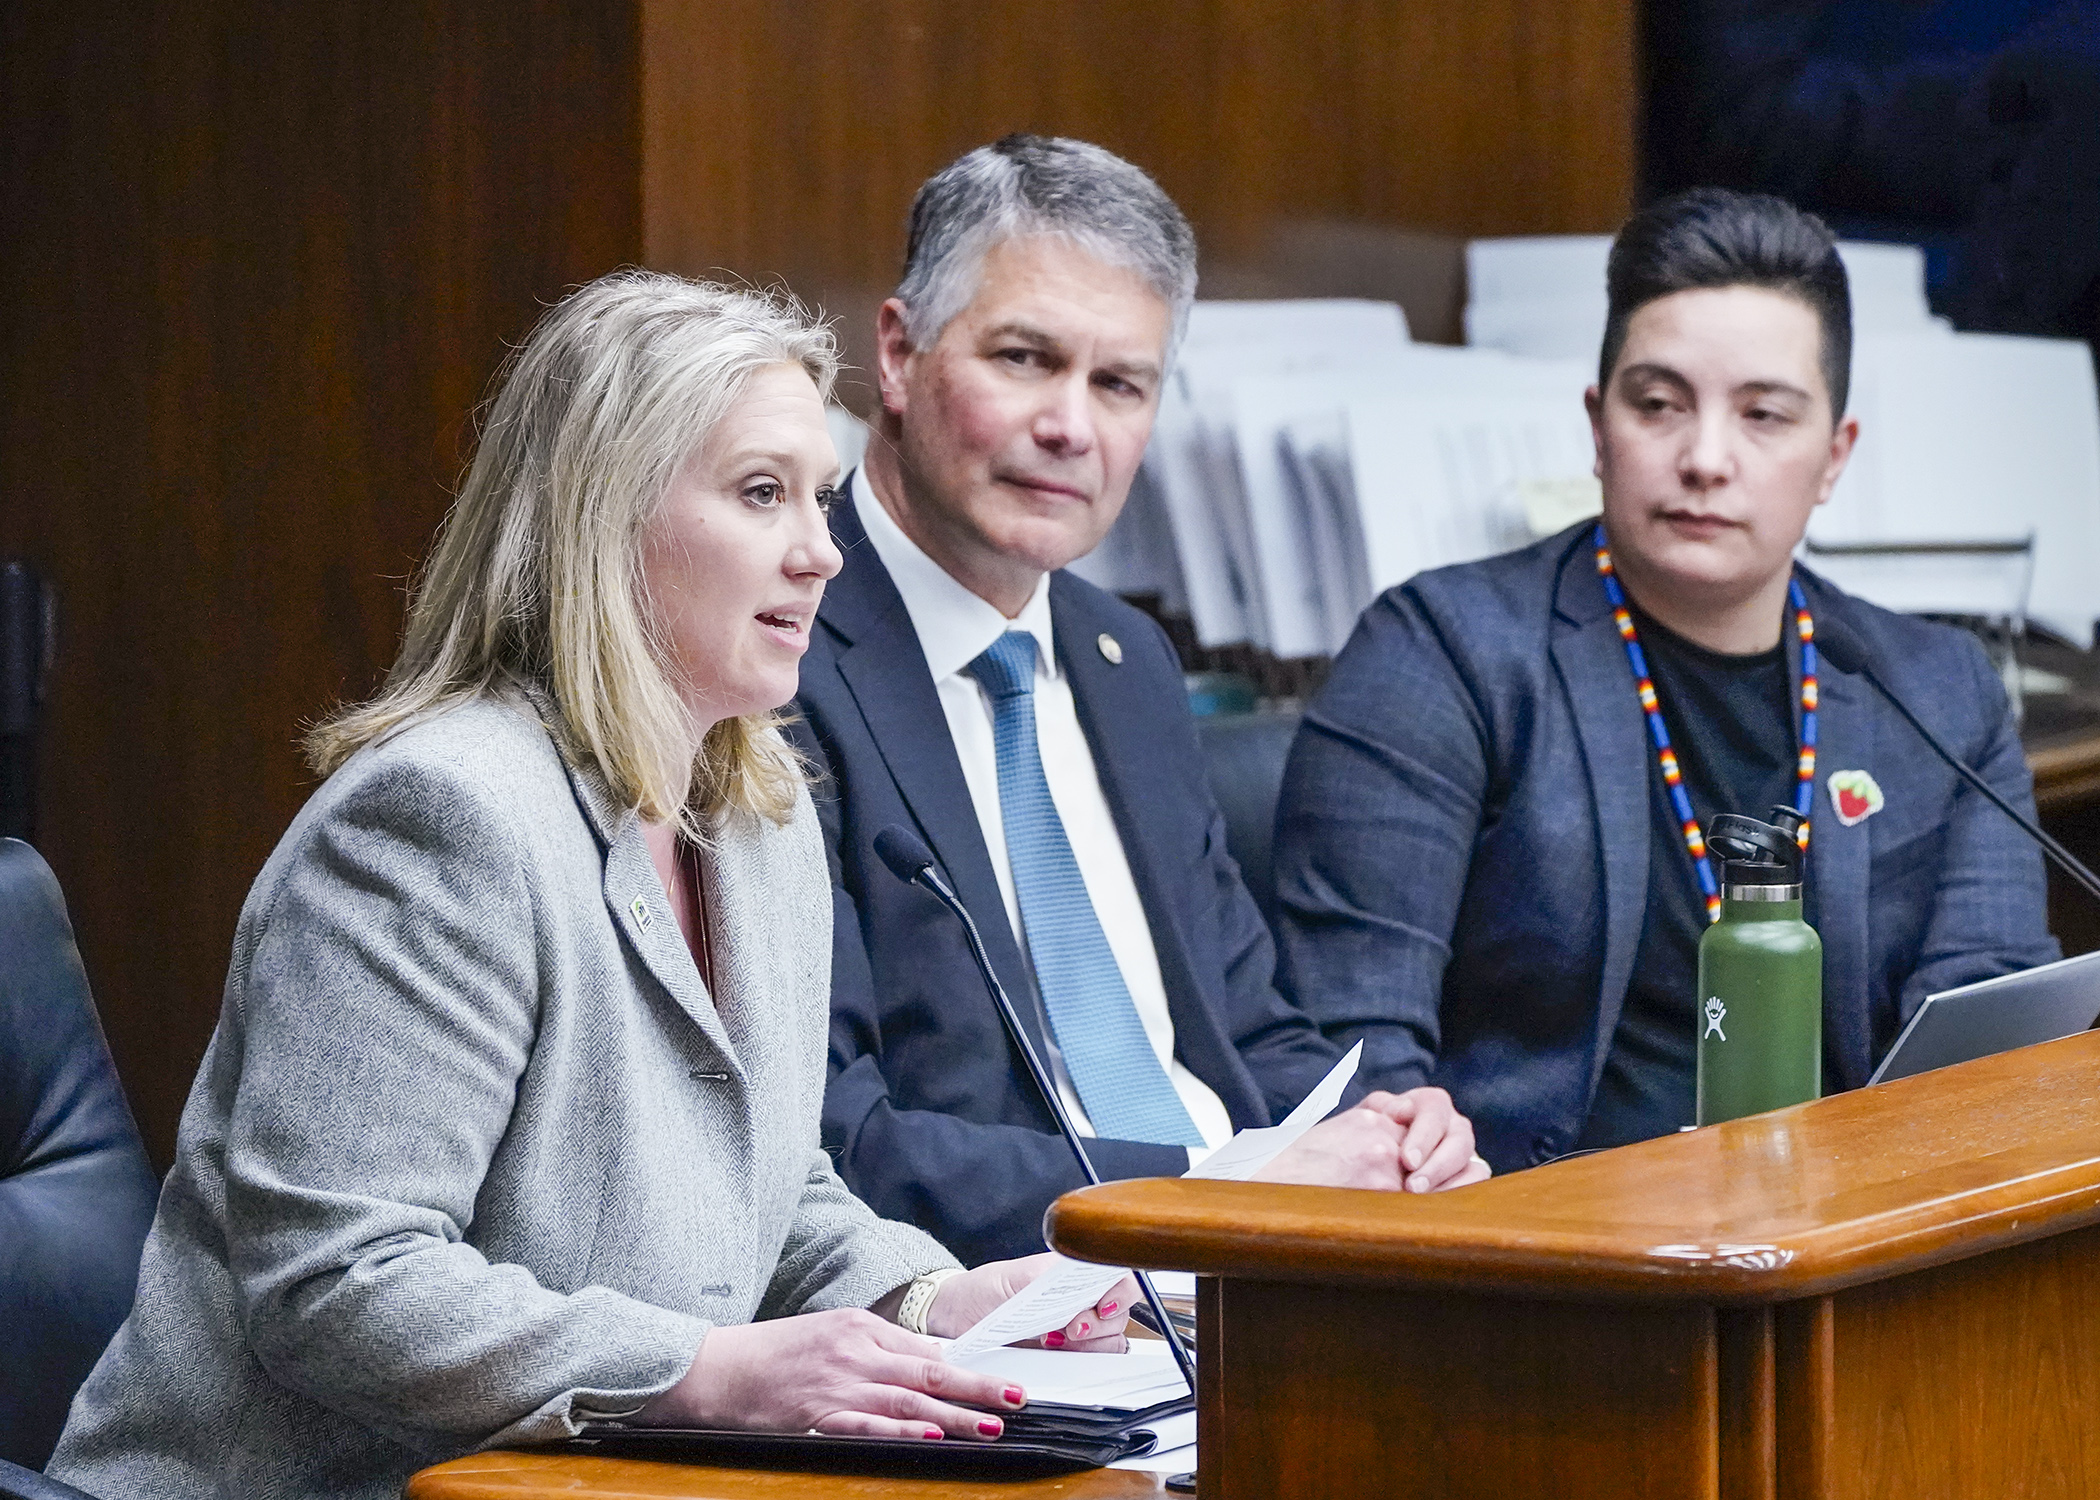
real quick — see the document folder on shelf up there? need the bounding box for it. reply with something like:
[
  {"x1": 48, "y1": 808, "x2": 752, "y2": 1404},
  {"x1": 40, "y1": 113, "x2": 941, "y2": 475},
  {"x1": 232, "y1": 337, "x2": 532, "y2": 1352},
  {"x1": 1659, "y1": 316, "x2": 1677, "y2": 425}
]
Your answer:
[{"x1": 559, "y1": 1393, "x2": 1192, "y2": 1479}]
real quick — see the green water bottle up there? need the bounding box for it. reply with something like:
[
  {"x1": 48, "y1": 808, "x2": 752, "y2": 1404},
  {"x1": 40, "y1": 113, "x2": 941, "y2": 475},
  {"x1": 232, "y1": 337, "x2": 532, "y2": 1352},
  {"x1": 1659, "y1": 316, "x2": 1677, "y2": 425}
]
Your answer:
[{"x1": 1695, "y1": 806, "x2": 1823, "y2": 1126}]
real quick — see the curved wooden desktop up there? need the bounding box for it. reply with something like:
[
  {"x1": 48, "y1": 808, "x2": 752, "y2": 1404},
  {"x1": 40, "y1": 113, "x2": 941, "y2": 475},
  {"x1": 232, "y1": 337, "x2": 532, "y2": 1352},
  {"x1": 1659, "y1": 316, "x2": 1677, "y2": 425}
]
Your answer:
[
  {"x1": 1050, "y1": 1029, "x2": 2100, "y2": 1500},
  {"x1": 412, "y1": 1031, "x2": 2098, "y2": 1499}
]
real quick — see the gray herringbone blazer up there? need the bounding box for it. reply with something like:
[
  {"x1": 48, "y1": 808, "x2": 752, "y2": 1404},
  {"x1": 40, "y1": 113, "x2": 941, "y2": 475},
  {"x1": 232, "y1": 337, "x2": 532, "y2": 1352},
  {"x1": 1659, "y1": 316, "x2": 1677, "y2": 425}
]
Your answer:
[{"x1": 51, "y1": 690, "x2": 955, "y2": 1500}]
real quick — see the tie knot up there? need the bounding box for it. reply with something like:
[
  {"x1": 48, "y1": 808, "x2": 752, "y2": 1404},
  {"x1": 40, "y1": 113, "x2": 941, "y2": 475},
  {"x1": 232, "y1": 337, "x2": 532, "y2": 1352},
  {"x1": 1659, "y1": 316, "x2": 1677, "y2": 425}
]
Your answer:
[{"x1": 969, "y1": 630, "x2": 1040, "y2": 702}]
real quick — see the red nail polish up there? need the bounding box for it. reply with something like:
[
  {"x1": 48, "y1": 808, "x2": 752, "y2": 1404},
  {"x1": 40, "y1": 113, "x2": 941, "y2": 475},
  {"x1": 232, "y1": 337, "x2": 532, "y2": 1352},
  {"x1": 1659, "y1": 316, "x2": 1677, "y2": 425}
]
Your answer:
[
  {"x1": 1043, "y1": 1330, "x2": 1066, "y2": 1348},
  {"x1": 1003, "y1": 1386, "x2": 1024, "y2": 1405},
  {"x1": 1098, "y1": 1301, "x2": 1118, "y2": 1317},
  {"x1": 924, "y1": 1426, "x2": 944, "y2": 1440},
  {"x1": 978, "y1": 1418, "x2": 1002, "y2": 1436}
]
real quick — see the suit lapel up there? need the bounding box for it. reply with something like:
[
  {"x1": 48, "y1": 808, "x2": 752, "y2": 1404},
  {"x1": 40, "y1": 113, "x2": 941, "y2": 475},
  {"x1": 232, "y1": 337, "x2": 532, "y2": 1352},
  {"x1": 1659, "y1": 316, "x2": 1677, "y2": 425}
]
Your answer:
[
  {"x1": 820, "y1": 492, "x2": 1043, "y2": 1028},
  {"x1": 527, "y1": 686, "x2": 742, "y2": 1065},
  {"x1": 1549, "y1": 544, "x2": 1653, "y2": 1085},
  {"x1": 1799, "y1": 591, "x2": 1874, "y2": 1090},
  {"x1": 1053, "y1": 577, "x2": 1263, "y2": 1123},
  {"x1": 1052, "y1": 580, "x2": 1159, "y2": 888},
  {"x1": 600, "y1": 828, "x2": 745, "y2": 1070}
]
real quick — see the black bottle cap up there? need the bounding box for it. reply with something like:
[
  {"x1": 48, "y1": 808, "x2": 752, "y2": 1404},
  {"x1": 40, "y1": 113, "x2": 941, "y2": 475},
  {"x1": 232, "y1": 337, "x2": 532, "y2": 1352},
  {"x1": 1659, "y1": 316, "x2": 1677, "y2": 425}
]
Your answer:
[{"x1": 1708, "y1": 807, "x2": 1805, "y2": 887}]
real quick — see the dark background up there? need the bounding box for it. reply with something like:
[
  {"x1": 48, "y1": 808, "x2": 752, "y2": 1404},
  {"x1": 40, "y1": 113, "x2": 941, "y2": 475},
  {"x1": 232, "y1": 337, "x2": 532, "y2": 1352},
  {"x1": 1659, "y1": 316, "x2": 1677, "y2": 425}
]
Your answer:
[{"x1": 0, "y1": 2, "x2": 644, "y2": 1162}]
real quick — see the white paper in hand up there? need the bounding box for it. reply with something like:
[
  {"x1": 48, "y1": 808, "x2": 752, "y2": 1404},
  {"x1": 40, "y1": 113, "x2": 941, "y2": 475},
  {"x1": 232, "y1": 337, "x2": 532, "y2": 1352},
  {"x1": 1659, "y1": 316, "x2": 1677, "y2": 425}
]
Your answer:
[
  {"x1": 956, "y1": 1343, "x2": 1189, "y2": 1407},
  {"x1": 946, "y1": 1255, "x2": 1128, "y2": 1364},
  {"x1": 1184, "y1": 1041, "x2": 1361, "y2": 1181},
  {"x1": 945, "y1": 1045, "x2": 1360, "y2": 1364}
]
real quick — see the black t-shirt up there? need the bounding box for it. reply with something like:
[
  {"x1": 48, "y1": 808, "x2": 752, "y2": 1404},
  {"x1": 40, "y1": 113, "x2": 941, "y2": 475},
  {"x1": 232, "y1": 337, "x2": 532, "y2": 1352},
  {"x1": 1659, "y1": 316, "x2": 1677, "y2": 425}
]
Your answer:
[{"x1": 1577, "y1": 608, "x2": 1798, "y2": 1152}]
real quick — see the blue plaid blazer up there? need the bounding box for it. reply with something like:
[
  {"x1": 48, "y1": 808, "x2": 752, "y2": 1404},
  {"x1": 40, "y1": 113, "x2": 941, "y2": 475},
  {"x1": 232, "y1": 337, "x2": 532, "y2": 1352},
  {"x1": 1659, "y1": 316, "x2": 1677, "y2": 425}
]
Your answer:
[{"x1": 1273, "y1": 523, "x2": 2060, "y2": 1174}]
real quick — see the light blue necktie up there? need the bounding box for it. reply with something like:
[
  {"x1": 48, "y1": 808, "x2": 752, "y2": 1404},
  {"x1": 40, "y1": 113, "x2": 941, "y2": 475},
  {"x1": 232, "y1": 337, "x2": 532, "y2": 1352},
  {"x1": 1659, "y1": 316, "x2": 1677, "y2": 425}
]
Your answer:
[{"x1": 968, "y1": 631, "x2": 1204, "y2": 1147}]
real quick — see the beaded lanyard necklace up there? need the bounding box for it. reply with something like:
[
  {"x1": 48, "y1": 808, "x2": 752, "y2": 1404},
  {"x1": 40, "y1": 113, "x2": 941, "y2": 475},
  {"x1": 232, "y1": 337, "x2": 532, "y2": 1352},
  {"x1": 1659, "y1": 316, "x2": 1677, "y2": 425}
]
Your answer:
[{"x1": 1593, "y1": 523, "x2": 1817, "y2": 923}]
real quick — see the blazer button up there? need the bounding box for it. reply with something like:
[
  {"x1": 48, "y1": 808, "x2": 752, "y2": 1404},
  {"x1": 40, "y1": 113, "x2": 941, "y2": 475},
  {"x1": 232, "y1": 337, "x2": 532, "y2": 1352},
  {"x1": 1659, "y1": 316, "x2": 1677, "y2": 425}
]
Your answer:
[{"x1": 1529, "y1": 1134, "x2": 1558, "y2": 1166}]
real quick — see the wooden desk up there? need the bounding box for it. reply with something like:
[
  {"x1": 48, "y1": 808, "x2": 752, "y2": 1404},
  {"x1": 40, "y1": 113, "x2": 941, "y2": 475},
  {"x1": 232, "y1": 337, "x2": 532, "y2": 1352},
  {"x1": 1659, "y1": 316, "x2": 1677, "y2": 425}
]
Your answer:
[
  {"x1": 408, "y1": 1452, "x2": 1170, "y2": 1499},
  {"x1": 2031, "y1": 729, "x2": 2100, "y2": 817},
  {"x1": 416, "y1": 1035, "x2": 2099, "y2": 1499},
  {"x1": 1051, "y1": 1029, "x2": 2100, "y2": 1500},
  {"x1": 2024, "y1": 655, "x2": 2100, "y2": 954}
]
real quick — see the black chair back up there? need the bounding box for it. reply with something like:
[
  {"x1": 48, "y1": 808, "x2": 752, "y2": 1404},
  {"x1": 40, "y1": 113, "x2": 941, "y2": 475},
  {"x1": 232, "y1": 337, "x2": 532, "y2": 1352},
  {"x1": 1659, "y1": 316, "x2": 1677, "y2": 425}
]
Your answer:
[
  {"x1": 1194, "y1": 709, "x2": 1303, "y2": 929},
  {"x1": 0, "y1": 564, "x2": 55, "y2": 844},
  {"x1": 0, "y1": 840, "x2": 156, "y2": 1472}
]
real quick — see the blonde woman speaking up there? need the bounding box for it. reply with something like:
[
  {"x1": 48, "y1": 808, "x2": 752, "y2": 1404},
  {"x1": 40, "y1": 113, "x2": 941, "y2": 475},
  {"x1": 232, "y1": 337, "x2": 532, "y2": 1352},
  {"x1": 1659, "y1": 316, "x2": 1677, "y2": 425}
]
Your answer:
[{"x1": 51, "y1": 272, "x2": 1131, "y2": 1500}]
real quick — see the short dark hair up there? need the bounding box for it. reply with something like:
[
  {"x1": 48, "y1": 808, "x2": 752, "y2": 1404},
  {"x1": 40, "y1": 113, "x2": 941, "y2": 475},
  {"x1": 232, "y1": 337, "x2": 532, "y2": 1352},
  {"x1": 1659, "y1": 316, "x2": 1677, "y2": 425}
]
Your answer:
[{"x1": 1600, "y1": 188, "x2": 1853, "y2": 418}]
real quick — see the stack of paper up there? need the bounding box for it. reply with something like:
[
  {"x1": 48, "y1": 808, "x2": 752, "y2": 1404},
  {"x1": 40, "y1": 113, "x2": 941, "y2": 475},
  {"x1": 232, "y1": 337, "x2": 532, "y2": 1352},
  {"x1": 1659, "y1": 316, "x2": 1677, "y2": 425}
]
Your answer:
[
  {"x1": 1240, "y1": 350, "x2": 1593, "y2": 652},
  {"x1": 1808, "y1": 329, "x2": 2100, "y2": 642},
  {"x1": 1067, "y1": 463, "x2": 1191, "y2": 613},
  {"x1": 1463, "y1": 234, "x2": 1943, "y2": 361},
  {"x1": 1077, "y1": 301, "x2": 1411, "y2": 649},
  {"x1": 1088, "y1": 327, "x2": 1594, "y2": 655},
  {"x1": 1276, "y1": 407, "x2": 1369, "y2": 651},
  {"x1": 958, "y1": 1344, "x2": 1191, "y2": 1410},
  {"x1": 957, "y1": 1344, "x2": 1196, "y2": 1473},
  {"x1": 1463, "y1": 235, "x2": 1613, "y2": 361},
  {"x1": 1341, "y1": 386, "x2": 1599, "y2": 608}
]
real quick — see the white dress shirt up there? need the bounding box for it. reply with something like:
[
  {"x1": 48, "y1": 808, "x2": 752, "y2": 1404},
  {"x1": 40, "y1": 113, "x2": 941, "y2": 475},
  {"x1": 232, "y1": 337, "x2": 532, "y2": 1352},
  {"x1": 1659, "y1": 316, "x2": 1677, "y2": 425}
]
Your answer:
[{"x1": 853, "y1": 470, "x2": 1233, "y2": 1156}]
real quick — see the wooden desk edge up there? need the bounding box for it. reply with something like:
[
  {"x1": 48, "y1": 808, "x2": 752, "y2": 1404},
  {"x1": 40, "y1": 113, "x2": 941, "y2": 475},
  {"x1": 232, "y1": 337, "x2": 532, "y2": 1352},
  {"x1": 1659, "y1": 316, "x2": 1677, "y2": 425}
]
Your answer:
[
  {"x1": 2031, "y1": 734, "x2": 2100, "y2": 815},
  {"x1": 1051, "y1": 1034, "x2": 2100, "y2": 1304},
  {"x1": 1049, "y1": 1178, "x2": 2100, "y2": 1304}
]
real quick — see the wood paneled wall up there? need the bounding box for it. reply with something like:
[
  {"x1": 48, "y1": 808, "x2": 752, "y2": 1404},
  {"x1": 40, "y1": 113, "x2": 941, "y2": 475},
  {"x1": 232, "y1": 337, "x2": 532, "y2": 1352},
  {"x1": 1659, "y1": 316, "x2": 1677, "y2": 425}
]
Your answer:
[
  {"x1": 0, "y1": 4, "x2": 642, "y2": 1162},
  {"x1": 2, "y1": 1, "x2": 1632, "y2": 1164},
  {"x1": 642, "y1": 0, "x2": 1637, "y2": 308}
]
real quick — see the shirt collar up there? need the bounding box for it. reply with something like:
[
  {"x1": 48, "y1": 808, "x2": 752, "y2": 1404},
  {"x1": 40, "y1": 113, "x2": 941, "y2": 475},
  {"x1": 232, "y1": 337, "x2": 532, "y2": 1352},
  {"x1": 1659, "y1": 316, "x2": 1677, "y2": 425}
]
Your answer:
[{"x1": 852, "y1": 467, "x2": 1056, "y2": 685}]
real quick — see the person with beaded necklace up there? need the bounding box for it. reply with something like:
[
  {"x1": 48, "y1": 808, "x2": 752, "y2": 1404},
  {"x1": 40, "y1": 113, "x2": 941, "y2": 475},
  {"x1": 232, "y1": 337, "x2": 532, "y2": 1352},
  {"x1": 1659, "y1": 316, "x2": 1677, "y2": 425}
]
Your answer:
[{"x1": 1272, "y1": 188, "x2": 2059, "y2": 1171}]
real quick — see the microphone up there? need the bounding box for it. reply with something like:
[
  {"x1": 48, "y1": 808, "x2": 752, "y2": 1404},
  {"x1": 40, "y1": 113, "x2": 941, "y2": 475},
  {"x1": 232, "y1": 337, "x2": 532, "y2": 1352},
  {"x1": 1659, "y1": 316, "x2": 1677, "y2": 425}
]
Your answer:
[
  {"x1": 871, "y1": 825, "x2": 1198, "y2": 1393},
  {"x1": 1812, "y1": 617, "x2": 2100, "y2": 905}
]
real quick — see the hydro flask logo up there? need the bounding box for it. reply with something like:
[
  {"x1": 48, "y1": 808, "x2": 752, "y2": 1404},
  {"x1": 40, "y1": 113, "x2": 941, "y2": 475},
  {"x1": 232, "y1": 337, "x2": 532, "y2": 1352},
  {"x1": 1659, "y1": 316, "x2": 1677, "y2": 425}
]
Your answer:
[{"x1": 1703, "y1": 996, "x2": 1728, "y2": 1041}]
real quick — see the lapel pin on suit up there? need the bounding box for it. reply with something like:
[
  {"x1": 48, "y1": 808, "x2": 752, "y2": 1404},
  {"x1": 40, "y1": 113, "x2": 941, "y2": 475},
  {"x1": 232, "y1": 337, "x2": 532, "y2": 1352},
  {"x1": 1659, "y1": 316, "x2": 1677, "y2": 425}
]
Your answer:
[
  {"x1": 630, "y1": 894, "x2": 653, "y2": 931},
  {"x1": 1828, "y1": 769, "x2": 1885, "y2": 828},
  {"x1": 1096, "y1": 632, "x2": 1123, "y2": 665}
]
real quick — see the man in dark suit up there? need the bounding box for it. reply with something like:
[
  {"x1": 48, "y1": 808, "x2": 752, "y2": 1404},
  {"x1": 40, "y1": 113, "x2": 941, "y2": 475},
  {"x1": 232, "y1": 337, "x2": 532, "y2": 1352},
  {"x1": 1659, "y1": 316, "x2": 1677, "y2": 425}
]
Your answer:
[
  {"x1": 1273, "y1": 188, "x2": 2060, "y2": 1175},
  {"x1": 791, "y1": 135, "x2": 1486, "y2": 1266}
]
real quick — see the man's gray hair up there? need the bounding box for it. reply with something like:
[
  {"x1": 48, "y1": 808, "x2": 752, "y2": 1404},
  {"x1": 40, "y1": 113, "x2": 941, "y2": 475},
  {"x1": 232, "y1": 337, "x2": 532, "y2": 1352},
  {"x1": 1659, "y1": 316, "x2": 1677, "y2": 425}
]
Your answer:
[{"x1": 895, "y1": 134, "x2": 1198, "y2": 351}]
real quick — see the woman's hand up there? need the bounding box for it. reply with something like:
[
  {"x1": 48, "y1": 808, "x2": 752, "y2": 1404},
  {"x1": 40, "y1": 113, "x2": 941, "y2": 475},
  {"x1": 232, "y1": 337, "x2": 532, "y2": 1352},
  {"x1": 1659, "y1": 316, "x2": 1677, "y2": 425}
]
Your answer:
[
  {"x1": 639, "y1": 1309, "x2": 1027, "y2": 1440},
  {"x1": 1254, "y1": 1088, "x2": 1490, "y2": 1193},
  {"x1": 926, "y1": 1255, "x2": 1137, "y2": 1352}
]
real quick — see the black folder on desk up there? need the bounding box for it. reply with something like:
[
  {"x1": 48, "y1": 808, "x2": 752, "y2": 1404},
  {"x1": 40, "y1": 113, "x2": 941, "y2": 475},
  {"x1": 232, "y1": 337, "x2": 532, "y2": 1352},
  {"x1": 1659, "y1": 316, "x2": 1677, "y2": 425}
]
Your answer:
[{"x1": 564, "y1": 1395, "x2": 1192, "y2": 1479}]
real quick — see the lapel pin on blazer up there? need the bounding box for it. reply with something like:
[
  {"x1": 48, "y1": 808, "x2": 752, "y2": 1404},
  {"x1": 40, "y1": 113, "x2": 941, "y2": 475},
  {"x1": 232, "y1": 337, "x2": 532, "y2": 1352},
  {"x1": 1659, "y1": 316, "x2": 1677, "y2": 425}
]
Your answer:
[
  {"x1": 1096, "y1": 632, "x2": 1123, "y2": 665},
  {"x1": 630, "y1": 894, "x2": 653, "y2": 931},
  {"x1": 1828, "y1": 769, "x2": 1885, "y2": 828}
]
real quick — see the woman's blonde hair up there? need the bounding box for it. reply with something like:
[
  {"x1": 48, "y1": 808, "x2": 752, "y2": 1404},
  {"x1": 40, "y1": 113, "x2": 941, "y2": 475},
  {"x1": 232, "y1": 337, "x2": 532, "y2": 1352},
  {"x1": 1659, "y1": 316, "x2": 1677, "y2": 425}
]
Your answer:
[{"x1": 307, "y1": 269, "x2": 838, "y2": 832}]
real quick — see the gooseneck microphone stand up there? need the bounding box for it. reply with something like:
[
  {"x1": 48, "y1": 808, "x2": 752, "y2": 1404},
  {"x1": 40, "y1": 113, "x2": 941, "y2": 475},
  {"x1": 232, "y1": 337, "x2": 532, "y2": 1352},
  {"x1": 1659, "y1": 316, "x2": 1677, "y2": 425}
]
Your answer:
[
  {"x1": 873, "y1": 825, "x2": 1198, "y2": 1397},
  {"x1": 1814, "y1": 618, "x2": 2100, "y2": 905}
]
